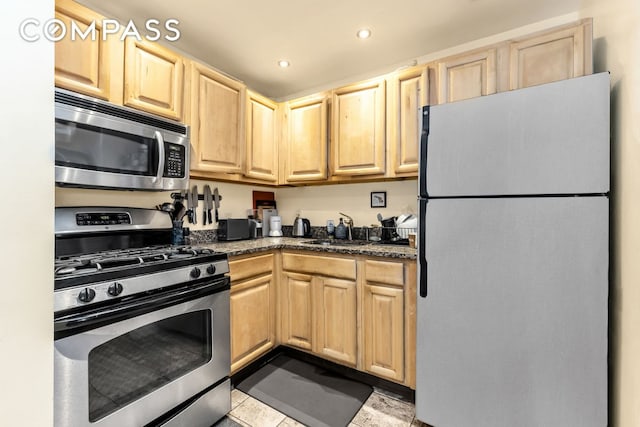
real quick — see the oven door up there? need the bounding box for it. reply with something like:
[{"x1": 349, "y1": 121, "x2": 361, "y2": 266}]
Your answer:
[{"x1": 54, "y1": 280, "x2": 229, "y2": 427}]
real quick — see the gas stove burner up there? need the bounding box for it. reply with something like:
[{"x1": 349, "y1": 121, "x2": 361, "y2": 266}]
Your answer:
[{"x1": 169, "y1": 246, "x2": 216, "y2": 258}]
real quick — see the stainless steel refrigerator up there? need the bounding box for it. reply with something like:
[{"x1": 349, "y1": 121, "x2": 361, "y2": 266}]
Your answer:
[{"x1": 416, "y1": 72, "x2": 609, "y2": 427}]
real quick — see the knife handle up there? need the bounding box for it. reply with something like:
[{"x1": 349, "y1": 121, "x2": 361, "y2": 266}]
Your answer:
[{"x1": 208, "y1": 210, "x2": 212, "y2": 224}]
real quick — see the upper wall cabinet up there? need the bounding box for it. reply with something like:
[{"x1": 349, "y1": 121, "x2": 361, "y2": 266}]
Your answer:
[
  {"x1": 124, "y1": 38, "x2": 184, "y2": 120},
  {"x1": 437, "y1": 48, "x2": 497, "y2": 104},
  {"x1": 331, "y1": 79, "x2": 386, "y2": 177},
  {"x1": 508, "y1": 19, "x2": 593, "y2": 90},
  {"x1": 282, "y1": 96, "x2": 328, "y2": 183},
  {"x1": 386, "y1": 66, "x2": 434, "y2": 177},
  {"x1": 189, "y1": 61, "x2": 246, "y2": 174},
  {"x1": 245, "y1": 91, "x2": 279, "y2": 182},
  {"x1": 54, "y1": 0, "x2": 123, "y2": 102}
]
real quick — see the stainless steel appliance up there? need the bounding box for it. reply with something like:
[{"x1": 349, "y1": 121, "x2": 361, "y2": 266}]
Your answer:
[
  {"x1": 292, "y1": 215, "x2": 311, "y2": 237},
  {"x1": 54, "y1": 207, "x2": 230, "y2": 427},
  {"x1": 416, "y1": 73, "x2": 609, "y2": 427},
  {"x1": 55, "y1": 89, "x2": 190, "y2": 191}
]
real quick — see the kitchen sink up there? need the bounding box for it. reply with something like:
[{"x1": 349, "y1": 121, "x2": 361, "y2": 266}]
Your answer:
[{"x1": 304, "y1": 239, "x2": 370, "y2": 246}]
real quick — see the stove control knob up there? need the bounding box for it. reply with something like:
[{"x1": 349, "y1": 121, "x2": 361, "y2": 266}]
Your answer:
[
  {"x1": 78, "y1": 288, "x2": 96, "y2": 303},
  {"x1": 108, "y1": 282, "x2": 124, "y2": 297},
  {"x1": 206, "y1": 264, "x2": 216, "y2": 275},
  {"x1": 190, "y1": 267, "x2": 201, "y2": 279}
]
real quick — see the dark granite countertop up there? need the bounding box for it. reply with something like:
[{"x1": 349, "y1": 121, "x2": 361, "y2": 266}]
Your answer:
[{"x1": 200, "y1": 237, "x2": 417, "y2": 260}]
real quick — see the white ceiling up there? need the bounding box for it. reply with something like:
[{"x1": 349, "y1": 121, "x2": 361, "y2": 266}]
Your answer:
[{"x1": 78, "y1": 0, "x2": 582, "y2": 100}]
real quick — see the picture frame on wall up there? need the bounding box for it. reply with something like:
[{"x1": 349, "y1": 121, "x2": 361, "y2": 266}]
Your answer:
[{"x1": 370, "y1": 191, "x2": 387, "y2": 208}]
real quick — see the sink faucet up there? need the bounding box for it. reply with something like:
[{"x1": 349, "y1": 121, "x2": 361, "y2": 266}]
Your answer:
[{"x1": 339, "y1": 212, "x2": 354, "y2": 240}]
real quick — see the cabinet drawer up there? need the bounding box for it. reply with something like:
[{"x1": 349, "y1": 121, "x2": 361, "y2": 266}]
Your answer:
[
  {"x1": 282, "y1": 252, "x2": 356, "y2": 280},
  {"x1": 229, "y1": 253, "x2": 273, "y2": 282},
  {"x1": 365, "y1": 260, "x2": 405, "y2": 286}
]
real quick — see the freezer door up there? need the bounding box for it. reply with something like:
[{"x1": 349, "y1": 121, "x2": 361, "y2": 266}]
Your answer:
[
  {"x1": 416, "y1": 196, "x2": 608, "y2": 427},
  {"x1": 424, "y1": 72, "x2": 610, "y2": 197}
]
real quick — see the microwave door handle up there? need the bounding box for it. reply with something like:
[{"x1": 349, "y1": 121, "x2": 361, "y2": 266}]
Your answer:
[{"x1": 154, "y1": 130, "x2": 165, "y2": 185}]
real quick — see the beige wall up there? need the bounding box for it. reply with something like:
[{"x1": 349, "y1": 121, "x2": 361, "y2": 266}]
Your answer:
[
  {"x1": 1, "y1": 0, "x2": 54, "y2": 425},
  {"x1": 581, "y1": 0, "x2": 640, "y2": 425},
  {"x1": 56, "y1": 180, "x2": 275, "y2": 231},
  {"x1": 56, "y1": 179, "x2": 417, "y2": 231},
  {"x1": 276, "y1": 180, "x2": 417, "y2": 227}
]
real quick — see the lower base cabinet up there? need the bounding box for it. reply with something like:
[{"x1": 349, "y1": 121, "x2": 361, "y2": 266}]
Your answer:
[
  {"x1": 315, "y1": 277, "x2": 357, "y2": 366},
  {"x1": 280, "y1": 271, "x2": 314, "y2": 350},
  {"x1": 363, "y1": 260, "x2": 408, "y2": 382},
  {"x1": 281, "y1": 252, "x2": 358, "y2": 367},
  {"x1": 229, "y1": 253, "x2": 275, "y2": 373},
  {"x1": 279, "y1": 252, "x2": 415, "y2": 386},
  {"x1": 230, "y1": 250, "x2": 416, "y2": 388}
]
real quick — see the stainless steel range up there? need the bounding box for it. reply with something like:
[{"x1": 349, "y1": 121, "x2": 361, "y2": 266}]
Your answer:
[{"x1": 54, "y1": 207, "x2": 230, "y2": 427}]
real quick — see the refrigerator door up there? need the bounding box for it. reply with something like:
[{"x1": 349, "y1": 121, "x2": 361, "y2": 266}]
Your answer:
[
  {"x1": 423, "y1": 72, "x2": 609, "y2": 197},
  {"x1": 416, "y1": 196, "x2": 608, "y2": 427}
]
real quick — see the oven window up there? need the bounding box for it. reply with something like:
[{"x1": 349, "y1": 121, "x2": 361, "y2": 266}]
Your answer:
[{"x1": 88, "y1": 310, "x2": 212, "y2": 422}]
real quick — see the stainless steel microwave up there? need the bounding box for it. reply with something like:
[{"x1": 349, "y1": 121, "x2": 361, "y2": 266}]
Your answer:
[{"x1": 55, "y1": 88, "x2": 190, "y2": 191}]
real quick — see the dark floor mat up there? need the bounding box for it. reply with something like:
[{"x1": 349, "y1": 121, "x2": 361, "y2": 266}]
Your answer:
[{"x1": 236, "y1": 355, "x2": 372, "y2": 427}]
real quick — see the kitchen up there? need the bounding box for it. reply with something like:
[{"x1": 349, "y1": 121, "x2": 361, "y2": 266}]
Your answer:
[{"x1": 3, "y1": 0, "x2": 640, "y2": 426}]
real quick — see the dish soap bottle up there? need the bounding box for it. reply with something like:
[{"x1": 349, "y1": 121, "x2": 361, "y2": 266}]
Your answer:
[{"x1": 335, "y1": 218, "x2": 347, "y2": 239}]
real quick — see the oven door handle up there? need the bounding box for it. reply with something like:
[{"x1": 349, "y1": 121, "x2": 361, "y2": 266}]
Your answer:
[{"x1": 55, "y1": 279, "x2": 229, "y2": 339}]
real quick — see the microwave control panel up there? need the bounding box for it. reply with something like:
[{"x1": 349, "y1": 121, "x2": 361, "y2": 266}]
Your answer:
[{"x1": 164, "y1": 143, "x2": 186, "y2": 178}]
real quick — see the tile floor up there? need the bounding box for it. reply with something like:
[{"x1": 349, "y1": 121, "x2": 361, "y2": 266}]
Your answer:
[{"x1": 215, "y1": 387, "x2": 429, "y2": 427}]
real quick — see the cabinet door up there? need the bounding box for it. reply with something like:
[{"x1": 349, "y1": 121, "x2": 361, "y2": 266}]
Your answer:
[
  {"x1": 245, "y1": 91, "x2": 278, "y2": 182},
  {"x1": 124, "y1": 38, "x2": 184, "y2": 120},
  {"x1": 315, "y1": 277, "x2": 357, "y2": 365},
  {"x1": 509, "y1": 20, "x2": 592, "y2": 90},
  {"x1": 190, "y1": 62, "x2": 246, "y2": 174},
  {"x1": 54, "y1": 0, "x2": 121, "y2": 101},
  {"x1": 387, "y1": 66, "x2": 433, "y2": 176},
  {"x1": 230, "y1": 275, "x2": 275, "y2": 373},
  {"x1": 281, "y1": 272, "x2": 314, "y2": 350},
  {"x1": 331, "y1": 79, "x2": 386, "y2": 176},
  {"x1": 437, "y1": 48, "x2": 497, "y2": 104},
  {"x1": 363, "y1": 284, "x2": 404, "y2": 381},
  {"x1": 283, "y1": 96, "x2": 328, "y2": 183}
]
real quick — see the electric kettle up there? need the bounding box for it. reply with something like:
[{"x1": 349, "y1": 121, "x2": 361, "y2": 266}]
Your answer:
[{"x1": 292, "y1": 215, "x2": 311, "y2": 237}]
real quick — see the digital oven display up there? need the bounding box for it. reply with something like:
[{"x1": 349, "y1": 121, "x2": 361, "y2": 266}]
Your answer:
[{"x1": 76, "y1": 213, "x2": 132, "y2": 226}]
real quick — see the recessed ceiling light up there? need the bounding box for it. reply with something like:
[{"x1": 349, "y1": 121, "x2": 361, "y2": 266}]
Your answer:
[
  {"x1": 278, "y1": 60, "x2": 290, "y2": 68},
  {"x1": 356, "y1": 28, "x2": 371, "y2": 39}
]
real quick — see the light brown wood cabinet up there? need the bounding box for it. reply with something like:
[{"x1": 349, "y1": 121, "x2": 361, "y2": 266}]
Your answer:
[
  {"x1": 123, "y1": 38, "x2": 184, "y2": 120},
  {"x1": 281, "y1": 252, "x2": 358, "y2": 366},
  {"x1": 280, "y1": 271, "x2": 314, "y2": 350},
  {"x1": 331, "y1": 79, "x2": 386, "y2": 177},
  {"x1": 363, "y1": 260, "x2": 406, "y2": 382},
  {"x1": 437, "y1": 48, "x2": 497, "y2": 104},
  {"x1": 188, "y1": 61, "x2": 246, "y2": 174},
  {"x1": 282, "y1": 96, "x2": 328, "y2": 183},
  {"x1": 315, "y1": 277, "x2": 358, "y2": 365},
  {"x1": 278, "y1": 252, "x2": 415, "y2": 385},
  {"x1": 54, "y1": 0, "x2": 123, "y2": 102},
  {"x1": 245, "y1": 91, "x2": 279, "y2": 182},
  {"x1": 229, "y1": 253, "x2": 276, "y2": 373},
  {"x1": 508, "y1": 19, "x2": 593, "y2": 90},
  {"x1": 386, "y1": 66, "x2": 435, "y2": 177},
  {"x1": 55, "y1": 4, "x2": 594, "y2": 187}
]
